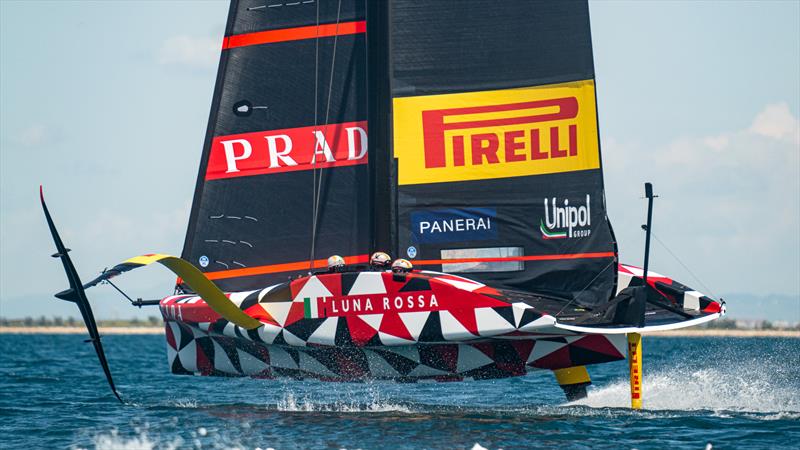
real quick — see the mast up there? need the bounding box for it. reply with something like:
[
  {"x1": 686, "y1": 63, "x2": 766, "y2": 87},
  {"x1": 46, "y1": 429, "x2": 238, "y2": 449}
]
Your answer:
[
  {"x1": 642, "y1": 182, "x2": 656, "y2": 284},
  {"x1": 366, "y1": 0, "x2": 395, "y2": 255}
]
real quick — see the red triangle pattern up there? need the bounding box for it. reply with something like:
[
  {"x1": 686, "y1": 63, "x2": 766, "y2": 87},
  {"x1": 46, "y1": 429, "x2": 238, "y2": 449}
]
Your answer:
[
  {"x1": 472, "y1": 342, "x2": 496, "y2": 360},
  {"x1": 289, "y1": 277, "x2": 311, "y2": 298},
  {"x1": 378, "y1": 312, "x2": 414, "y2": 341},
  {"x1": 346, "y1": 315, "x2": 379, "y2": 347},
  {"x1": 530, "y1": 344, "x2": 571, "y2": 370},
  {"x1": 336, "y1": 352, "x2": 368, "y2": 378},
  {"x1": 432, "y1": 345, "x2": 458, "y2": 373},
  {"x1": 572, "y1": 334, "x2": 623, "y2": 358},
  {"x1": 448, "y1": 308, "x2": 479, "y2": 335},
  {"x1": 165, "y1": 324, "x2": 177, "y2": 350},
  {"x1": 510, "y1": 340, "x2": 535, "y2": 363},
  {"x1": 284, "y1": 301, "x2": 306, "y2": 327},
  {"x1": 244, "y1": 304, "x2": 279, "y2": 326},
  {"x1": 317, "y1": 273, "x2": 343, "y2": 297},
  {"x1": 196, "y1": 344, "x2": 214, "y2": 375}
]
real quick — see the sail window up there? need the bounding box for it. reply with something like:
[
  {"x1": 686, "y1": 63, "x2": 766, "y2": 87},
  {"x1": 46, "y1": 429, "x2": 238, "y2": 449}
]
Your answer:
[{"x1": 440, "y1": 247, "x2": 524, "y2": 273}]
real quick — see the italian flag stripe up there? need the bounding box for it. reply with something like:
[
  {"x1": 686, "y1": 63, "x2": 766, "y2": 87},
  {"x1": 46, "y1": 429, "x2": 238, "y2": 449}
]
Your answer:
[
  {"x1": 540, "y1": 220, "x2": 567, "y2": 239},
  {"x1": 304, "y1": 297, "x2": 319, "y2": 319}
]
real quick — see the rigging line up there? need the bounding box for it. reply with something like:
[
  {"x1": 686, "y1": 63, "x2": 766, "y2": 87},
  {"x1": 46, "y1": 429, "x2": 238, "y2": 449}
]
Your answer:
[
  {"x1": 309, "y1": 0, "x2": 343, "y2": 271},
  {"x1": 556, "y1": 258, "x2": 617, "y2": 316},
  {"x1": 104, "y1": 278, "x2": 135, "y2": 305},
  {"x1": 309, "y1": 0, "x2": 321, "y2": 272},
  {"x1": 651, "y1": 231, "x2": 718, "y2": 299}
]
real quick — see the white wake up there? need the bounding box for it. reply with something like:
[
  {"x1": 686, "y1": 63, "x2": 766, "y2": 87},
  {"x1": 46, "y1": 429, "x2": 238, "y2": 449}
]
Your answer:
[{"x1": 573, "y1": 365, "x2": 800, "y2": 415}]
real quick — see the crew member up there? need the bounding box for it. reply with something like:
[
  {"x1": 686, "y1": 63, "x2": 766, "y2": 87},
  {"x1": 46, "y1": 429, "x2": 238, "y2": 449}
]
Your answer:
[
  {"x1": 369, "y1": 251, "x2": 392, "y2": 270},
  {"x1": 327, "y1": 255, "x2": 345, "y2": 273},
  {"x1": 391, "y1": 258, "x2": 413, "y2": 274}
]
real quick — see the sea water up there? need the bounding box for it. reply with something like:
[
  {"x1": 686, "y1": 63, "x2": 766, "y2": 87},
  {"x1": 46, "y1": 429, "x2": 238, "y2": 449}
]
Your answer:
[{"x1": 1, "y1": 334, "x2": 797, "y2": 449}]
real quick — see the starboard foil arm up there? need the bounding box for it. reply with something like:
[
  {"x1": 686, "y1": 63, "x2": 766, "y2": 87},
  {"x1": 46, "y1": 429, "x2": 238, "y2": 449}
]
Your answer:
[
  {"x1": 39, "y1": 186, "x2": 122, "y2": 403},
  {"x1": 84, "y1": 254, "x2": 262, "y2": 330}
]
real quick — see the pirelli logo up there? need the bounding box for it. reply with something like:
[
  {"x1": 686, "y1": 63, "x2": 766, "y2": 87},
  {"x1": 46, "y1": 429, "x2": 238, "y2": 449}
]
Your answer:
[{"x1": 393, "y1": 80, "x2": 601, "y2": 185}]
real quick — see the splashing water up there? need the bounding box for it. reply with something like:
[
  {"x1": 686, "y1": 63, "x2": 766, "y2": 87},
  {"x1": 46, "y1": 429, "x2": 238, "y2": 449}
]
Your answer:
[
  {"x1": 575, "y1": 342, "x2": 800, "y2": 415},
  {"x1": 276, "y1": 390, "x2": 413, "y2": 414},
  {"x1": 576, "y1": 368, "x2": 800, "y2": 413}
]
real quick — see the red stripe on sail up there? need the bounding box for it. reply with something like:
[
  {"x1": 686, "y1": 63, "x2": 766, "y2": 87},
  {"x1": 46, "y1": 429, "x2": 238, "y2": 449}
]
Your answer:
[
  {"x1": 204, "y1": 254, "x2": 370, "y2": 280},
  {"x1": 201, "y1": 253, "x2": 613, "y2": 281},
  {"x1": 222, "y1": 21, "x2": 366, "y2": 49}
]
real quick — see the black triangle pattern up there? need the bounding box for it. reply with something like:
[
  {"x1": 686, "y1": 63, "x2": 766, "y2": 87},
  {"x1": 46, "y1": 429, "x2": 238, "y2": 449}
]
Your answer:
[
  {"x1": 215, "y1": 337, "x2": 244, "y2": 374},
  {"x1": 271, "y1": 330, "x2": 288, "y2": 346},
  {"x1": 285, "y1": 317, "x2": 327, "y2": 342},
  {"x1": 177, "y1": 323, "x2": 194, "y2": 350},
  {"x1": 334, "y1": 317, "x2": 355, "y2": 347},
  {"x1": 419, "y1": 345, "x2": 456, "y2": 372},
  {"x1": 171, "y1": 353, "x2": 193, "y2": 375},
  {"x1": 569, "y1": 345, "x2": 620, "y2": 367},
  {"x1": 399, "y1": 276, "x2": 431, "y2": 292},
  {"x1": 418, "y1": 312, "x2": 444, "y2": 343},
  {"x1": 211, "y1": 319, "x2": 228, "y2": 335},
  {"x1": 492, "y1": 306, "x2": 517, "y2": 327},
  {"x1": 246, "y1": 328, "x2": 261, "y2": 341},
  {"x1": 371, "y1": 348, "x2": 419, "y2": 376},
  {"x1": 517, "y1": 308, "x2": 542, "y2": 328},
  {"x1": 340, "y1": 272, "x2": 360, "y2": 296},
  {"x1": 239, "y1": 290, "x2": 261, "y2": 311}
]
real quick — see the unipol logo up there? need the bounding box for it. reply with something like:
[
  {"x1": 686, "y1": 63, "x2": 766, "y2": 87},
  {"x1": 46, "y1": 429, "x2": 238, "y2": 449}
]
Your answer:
[
  {"x1": 541, "y1": 194, "x2": 592, "y2": 240},
  {"x1": 206, "y1": 121, "x2": 368, "y2": 180},
  {"x1": 421, "y1": 97, "x2": 579, "y2": 169},
  {"x1": 392, "y1": 80, "x2": 601, "y2": 185}
]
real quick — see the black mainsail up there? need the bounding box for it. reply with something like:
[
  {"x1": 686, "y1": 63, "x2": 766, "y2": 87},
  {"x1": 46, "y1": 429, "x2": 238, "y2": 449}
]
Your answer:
[
  {"x1": 369, "y1": 0, "x2": 618, "y2": 306},
  {"x1": 183, "y1": 0, "x2": 617, "y2": 305},
  {"x1": 182, "y1": 0, "x2": 370, "y2": 292}
]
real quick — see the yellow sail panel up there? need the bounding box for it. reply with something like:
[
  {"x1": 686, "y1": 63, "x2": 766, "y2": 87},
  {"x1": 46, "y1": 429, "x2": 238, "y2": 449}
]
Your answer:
[{"x1": 393, "y1": 80, "x2": 600, "y2": 185}]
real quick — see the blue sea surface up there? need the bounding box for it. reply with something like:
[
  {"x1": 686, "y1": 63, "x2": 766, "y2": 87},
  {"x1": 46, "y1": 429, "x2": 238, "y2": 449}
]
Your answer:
[{"x1": 1, "y1": 334, "x2": 798, "y2": 449}]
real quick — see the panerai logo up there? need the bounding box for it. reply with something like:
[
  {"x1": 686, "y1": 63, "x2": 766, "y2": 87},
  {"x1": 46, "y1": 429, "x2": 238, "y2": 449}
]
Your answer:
[
  {"x1": 541, "y1": 195, "x2": 592, "y2": 239},
  {"x1": 411, "y1": 208, "x2": 497, "y2": 244}
]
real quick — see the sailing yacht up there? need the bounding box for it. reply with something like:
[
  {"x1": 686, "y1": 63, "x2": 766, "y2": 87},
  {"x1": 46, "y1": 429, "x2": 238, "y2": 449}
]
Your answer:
[{"x1": 43, "y1": 0, "x2": 724, "y2": 407}]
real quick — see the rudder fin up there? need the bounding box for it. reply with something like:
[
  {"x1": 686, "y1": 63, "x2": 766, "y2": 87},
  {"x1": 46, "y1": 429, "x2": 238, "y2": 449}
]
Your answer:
[{"x1": 553, "y1": 365, "x2": 591, "y2": 402}]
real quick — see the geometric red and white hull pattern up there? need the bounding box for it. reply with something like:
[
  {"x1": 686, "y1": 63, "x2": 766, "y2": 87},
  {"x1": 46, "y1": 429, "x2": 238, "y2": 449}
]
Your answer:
[{"x1": 162, "y1": 269, "x2": 631, "y2": 381}]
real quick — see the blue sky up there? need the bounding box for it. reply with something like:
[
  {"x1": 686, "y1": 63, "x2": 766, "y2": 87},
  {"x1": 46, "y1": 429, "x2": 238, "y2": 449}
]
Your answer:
[{"x1": 1, "y1": 0, "x2": 798, "y2": 320}]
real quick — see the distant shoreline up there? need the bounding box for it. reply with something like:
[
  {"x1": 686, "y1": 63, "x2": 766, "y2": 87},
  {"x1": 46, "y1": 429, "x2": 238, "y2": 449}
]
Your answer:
[
  {"x1": 0, "y1": 326, "x2": 797, "y2": 337},
  {"x1": 0, "y1": 326, "x2": 165, "y2": 334}
]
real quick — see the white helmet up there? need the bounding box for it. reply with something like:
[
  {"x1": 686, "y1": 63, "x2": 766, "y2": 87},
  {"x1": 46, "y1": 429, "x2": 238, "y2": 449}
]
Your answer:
[
  {"x1": 327, "y1": 255, "x2": 345, "y2": 272},
  {"x1": 370, "y1": 251, "x2": 392, "y2": 268},
  {"x1": 391, "y1": 258, "x2": 413, "y2": 273}
]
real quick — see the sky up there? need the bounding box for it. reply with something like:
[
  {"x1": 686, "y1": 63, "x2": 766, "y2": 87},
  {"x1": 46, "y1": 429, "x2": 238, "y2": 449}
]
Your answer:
[{"x1": 1, "y1": 0, "x2": 798, "y2": 321}]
